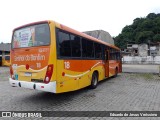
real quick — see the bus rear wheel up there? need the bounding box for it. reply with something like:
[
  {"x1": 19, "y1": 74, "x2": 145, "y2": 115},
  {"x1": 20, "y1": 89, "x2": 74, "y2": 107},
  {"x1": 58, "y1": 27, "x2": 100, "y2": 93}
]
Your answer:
[
  {"x1": 114, "y1": 67, "x2": 118, "y2": 77},
  {"x1": 90, "y1": 72, "x2": 98, "y2": 89}
]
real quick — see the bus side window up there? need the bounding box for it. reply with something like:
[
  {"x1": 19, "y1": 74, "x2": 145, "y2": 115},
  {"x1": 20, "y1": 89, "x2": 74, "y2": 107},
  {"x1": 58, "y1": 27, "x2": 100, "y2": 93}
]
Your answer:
[
  {"x1": 95, "y1": 43, "x2": 102, "y2": 59},
  {"x1": 58, "y1": 30, "x2": 71, "y2": 57},
  {"x1": 70, "y1": 35, "x2": 81, "y2": 57},
  {"x1": 81, "y1": 38, "x2": 94, "y2": 58},
  {"x1": 105, "y1": 51, "x2": 108, "y2": 60}
]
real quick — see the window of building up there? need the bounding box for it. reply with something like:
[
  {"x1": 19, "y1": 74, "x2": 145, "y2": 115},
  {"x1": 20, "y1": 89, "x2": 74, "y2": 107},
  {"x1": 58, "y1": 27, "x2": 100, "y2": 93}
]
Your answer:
[
  {"x1": 127, "y1": 44, "x2": 132, "y2": 47},
  {"x1": 5, "y1": 51, "x2": 10, "y2": 55},
  {"x1": 135, "y1": 49, "x2": 138, "y2": 53}
]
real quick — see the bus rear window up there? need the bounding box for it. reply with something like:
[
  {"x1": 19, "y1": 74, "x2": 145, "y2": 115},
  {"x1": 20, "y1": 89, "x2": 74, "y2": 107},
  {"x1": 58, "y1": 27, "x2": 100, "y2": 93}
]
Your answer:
[{"x1": 12, "y1": 23, "x2": 50, "y2": 48}]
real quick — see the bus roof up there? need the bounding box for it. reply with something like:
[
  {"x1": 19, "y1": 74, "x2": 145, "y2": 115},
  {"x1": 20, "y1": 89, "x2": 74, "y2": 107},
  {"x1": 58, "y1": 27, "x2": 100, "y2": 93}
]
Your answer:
[
  {"x1": 13, "y1": 20, "x2": 120, "y2": 51},
  {"x1": 54, "y1": 21, "x2": 120, "y2": 51},
  {"x1": 13, "y1": 20, "x2": 49, "y2": 31}
]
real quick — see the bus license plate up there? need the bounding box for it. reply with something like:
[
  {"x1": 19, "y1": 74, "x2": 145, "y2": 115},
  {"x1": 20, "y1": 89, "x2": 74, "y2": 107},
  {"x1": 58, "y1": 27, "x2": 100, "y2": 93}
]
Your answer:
[{"x1": 24, "y1": 72, "x2": 32, "y2": 77}]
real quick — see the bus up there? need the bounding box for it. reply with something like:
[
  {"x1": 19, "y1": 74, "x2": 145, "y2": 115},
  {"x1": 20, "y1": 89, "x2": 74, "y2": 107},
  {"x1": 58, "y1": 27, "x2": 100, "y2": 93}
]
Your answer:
[
  {"x1": 0, "y1": 55, "x2": 10, "y2": 66},
  {"x1": 9, "y1": 20, "x2": 122, "y2": 93}
]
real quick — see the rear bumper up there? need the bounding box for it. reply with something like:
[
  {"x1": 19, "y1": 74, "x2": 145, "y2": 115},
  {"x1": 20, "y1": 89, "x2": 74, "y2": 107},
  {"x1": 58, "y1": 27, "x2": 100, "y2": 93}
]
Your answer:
[{"x1": 9, "y1": 78, "x2": 56, "y2": 93}]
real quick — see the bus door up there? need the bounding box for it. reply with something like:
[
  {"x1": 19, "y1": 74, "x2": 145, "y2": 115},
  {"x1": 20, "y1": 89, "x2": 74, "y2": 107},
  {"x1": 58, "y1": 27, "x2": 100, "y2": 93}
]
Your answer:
[{"x1": 105, "y1": 50, "x2": 109, "y2": 77}]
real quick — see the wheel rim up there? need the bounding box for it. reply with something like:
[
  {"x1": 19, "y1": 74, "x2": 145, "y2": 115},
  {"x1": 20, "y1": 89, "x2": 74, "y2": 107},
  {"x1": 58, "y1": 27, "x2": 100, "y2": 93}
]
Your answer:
[{"x1": 93, "y1": 75, "x2": 97, "y2": 86}]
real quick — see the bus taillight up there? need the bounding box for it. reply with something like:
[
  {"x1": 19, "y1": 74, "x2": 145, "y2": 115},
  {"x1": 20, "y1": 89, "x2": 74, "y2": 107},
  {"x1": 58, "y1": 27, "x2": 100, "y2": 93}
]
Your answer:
[
  {"x1": 44, "y1": 64, "x2": 53, "y2": 84},
  {"x1": 10, "y1": 66, "x2": 14, "y2": 79}
]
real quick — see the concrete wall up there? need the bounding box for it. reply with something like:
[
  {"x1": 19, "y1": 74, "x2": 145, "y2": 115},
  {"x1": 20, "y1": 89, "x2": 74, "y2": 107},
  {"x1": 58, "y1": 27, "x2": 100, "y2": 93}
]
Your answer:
[
  {"x1": 123, "y1": 56, "x2": 160, "y2": 64},
  {"x1": 138, "y1": 44, "x2": 148, "y2": 57}
]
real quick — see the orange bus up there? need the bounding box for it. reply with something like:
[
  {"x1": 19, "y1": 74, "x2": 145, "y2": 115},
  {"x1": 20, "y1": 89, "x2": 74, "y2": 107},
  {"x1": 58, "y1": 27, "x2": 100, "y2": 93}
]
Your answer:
[{"x1": 9, "y1": 20, "x2": 122, "y2": 93}]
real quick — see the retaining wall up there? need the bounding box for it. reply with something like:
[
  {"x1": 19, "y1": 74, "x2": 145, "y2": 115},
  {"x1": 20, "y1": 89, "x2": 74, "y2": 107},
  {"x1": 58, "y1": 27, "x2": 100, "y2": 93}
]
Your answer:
[{"x1": 122, "y1": 56, "x2": 160, "y2": 64}]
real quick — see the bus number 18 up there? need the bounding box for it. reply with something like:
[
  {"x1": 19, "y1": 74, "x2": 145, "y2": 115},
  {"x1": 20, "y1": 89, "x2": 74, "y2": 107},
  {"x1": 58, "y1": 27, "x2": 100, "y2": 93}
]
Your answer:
[
  {"x1": 36, "y1": 63, "x2": 41, "y2": 68},
  {"x1": 64, "y1": 61, "x2": 70, "y2": 69}
]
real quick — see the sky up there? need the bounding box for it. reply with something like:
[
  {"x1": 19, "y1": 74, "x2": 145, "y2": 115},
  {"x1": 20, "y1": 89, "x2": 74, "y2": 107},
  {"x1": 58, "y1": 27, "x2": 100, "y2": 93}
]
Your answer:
[{"x1": 0, "y1": 0, "x2": 160, "y2": 43}]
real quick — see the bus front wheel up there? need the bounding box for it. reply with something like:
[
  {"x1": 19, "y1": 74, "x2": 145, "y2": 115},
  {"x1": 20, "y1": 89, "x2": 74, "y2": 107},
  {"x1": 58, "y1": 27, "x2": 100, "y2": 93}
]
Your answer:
[{"x1": 90, "y1": 72, "x2": 98, "y2": 89}]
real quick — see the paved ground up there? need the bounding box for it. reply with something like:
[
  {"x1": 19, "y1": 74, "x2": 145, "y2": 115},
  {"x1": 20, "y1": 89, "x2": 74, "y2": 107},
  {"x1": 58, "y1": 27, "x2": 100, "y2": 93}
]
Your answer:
[
  {"x1": 1, "y1": 67, "x2": 160, "y2": 120},
  {"x1": 122, "y1": 64, "x2": 160, "y2": 74}
]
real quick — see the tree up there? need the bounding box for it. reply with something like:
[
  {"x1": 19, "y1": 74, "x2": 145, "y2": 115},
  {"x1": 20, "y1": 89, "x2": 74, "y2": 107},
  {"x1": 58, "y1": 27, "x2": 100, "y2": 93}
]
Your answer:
[
  {"x1": 135, "y1": 31, "x2": 154, "y2": 43},
  {"x1": 114, "y1": 34, "x2": 128, "y2": 49},
  {"x1": 147, "y1": 13, "x2": 157, "y2": 19},
  {"x1": 115, "y1": 13, "x2": 160, "y2": 49},
  {"x1": 153, "y1": 34, "x2": 160, "y2": 42}
]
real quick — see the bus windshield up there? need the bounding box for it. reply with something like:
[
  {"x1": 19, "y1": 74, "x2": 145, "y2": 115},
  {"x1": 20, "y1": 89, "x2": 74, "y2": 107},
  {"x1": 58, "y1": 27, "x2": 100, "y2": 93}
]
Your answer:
[
  {"x1": 5, "y1": 56, "x2": 10, "y2": 60},
  {"x1": 12, "y1": 23, "x2": 50, "y2": 48}
]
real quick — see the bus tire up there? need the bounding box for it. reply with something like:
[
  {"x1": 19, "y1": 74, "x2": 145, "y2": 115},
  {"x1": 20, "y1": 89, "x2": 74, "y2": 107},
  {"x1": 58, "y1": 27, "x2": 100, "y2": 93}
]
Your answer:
[{"x1": 90, "y1": 72, "x2": 98, "y2": 89}]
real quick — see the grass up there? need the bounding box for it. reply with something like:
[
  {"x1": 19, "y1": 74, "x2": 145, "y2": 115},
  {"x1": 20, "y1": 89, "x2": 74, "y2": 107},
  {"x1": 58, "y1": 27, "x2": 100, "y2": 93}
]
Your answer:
[
  {"x1": 126, "y1": 73, "x2": 154, "y2": 80},
  {"x1": 138, "y1": 73, "x2": 154, "y2": 80}
]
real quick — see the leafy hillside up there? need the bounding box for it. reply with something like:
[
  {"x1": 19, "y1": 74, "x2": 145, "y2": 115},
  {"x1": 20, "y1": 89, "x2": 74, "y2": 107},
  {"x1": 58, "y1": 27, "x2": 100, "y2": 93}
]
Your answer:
[{"x1": 114, "y1": 13, "x2": 160, "y2": 49}]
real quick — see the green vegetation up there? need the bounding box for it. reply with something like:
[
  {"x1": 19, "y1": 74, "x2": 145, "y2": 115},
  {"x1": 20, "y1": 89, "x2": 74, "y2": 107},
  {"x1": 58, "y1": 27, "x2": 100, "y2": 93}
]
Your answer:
[
  {"x1": 139, "y1": 73, "x2": 154, "y2": 80},
  {"x1": 114, "y1": 13, "x2": 160, "y2": 49},
  {"x1": 128, "y1": 73, "x2": 154, "y2": 80}
]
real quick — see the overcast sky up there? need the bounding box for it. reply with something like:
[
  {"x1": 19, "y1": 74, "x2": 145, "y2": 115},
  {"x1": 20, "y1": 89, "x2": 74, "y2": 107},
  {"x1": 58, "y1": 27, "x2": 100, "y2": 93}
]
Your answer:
[{"x1": 0, "y1": 0, "x2": 160, "y2": 43}]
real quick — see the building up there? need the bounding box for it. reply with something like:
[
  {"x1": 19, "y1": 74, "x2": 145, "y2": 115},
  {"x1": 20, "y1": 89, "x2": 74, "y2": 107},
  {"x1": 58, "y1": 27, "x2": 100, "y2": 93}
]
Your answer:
[
  {"x1": 138, "y1": 44, "x2": 148, "y2": 57},
  {"x1": 122, "y1": 43, "x2": 160, "y2": 64},
  {"x1": 122, "y1": 43, "x2": 160, "y2": 57},
  {"x1": 149, "y1": 42, "x2": 160, "y2": 56},
  {"x1": 83, "y1": 30, "x2": 115, "y2": 45},
  {"x1": 123, "y1": 44, "x2": 139, "y2": 56},
  {"x1": 0, "y1": 43, "x2": 11, "y2": 55}
]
